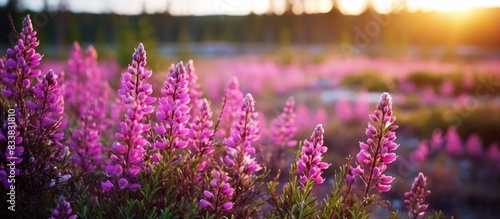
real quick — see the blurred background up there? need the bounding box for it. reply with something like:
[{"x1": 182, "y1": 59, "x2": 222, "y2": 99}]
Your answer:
[{"x1": 1, "y1": 0, "x2": 500, "y2": 218}]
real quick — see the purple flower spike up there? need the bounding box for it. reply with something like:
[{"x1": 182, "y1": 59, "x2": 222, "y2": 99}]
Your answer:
[
  {"x1": 155, "y1": 62, "x2": 191, "y2": 152},
  {"x1": 189, "y1": 98, "x2": 214, "y2": 155},
  {"x1": 49, "y1": 196, "x2": 77, "y2": 219},
  {"x1": 445, "y1": 127, "x2": 462, "y2": 157},
  {"x1": 3, "y1": 15, "x2": 42, "y2": 94},
  {"x1": 29, "y1": 70, "x2": 65, "y2": 149},
  {"x1": 186, "y1": 59, "x2": 203, "y2": 112},
  {"x1": 218, "y1": 77, "x2": 243, "y2": 137},
  {"x1": 404, "y1": 172, "x2": 431, "y2": 219},
  {"x1": 297, "y1": 124, "x2": 330, "y2": 185},
  {"x1": 200, "y1": 170, "x2": 234, "y2": 212},
  {"x1": 348, "y1": 93, "x2": 399, "y2": 194},
  {"x1": 104, "y1": 43, "x2": 156, "y2": 191},
  {"x1": 465, "y1": 133, "x2": 482, "y2": 157},
  {"x1": 224, "y1": 93, "x2": 261, "y2": 184},
  {"x1": 271, "y1": 96, "x2": 297, "y2": 148},
  {"x1": 3, "y1": 15, "x2": 42, "y2": 125},
  {"x1": 69, "y1": 103, "x2": 103, "y2": 173}
]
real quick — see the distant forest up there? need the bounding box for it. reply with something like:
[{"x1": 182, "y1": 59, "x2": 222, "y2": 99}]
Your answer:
[{"x1": 1, "y1": 2, "x2": 500, "y2": 50}]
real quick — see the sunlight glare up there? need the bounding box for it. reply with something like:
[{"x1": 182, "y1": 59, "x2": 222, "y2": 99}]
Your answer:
[{"x1": 337, "y1": 0, "x2": 367, "y2": 15}]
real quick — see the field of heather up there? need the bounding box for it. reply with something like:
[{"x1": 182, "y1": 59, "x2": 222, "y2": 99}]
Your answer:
[{"x1": 1, "y1": 9, "x2": 500, "y2": 219}]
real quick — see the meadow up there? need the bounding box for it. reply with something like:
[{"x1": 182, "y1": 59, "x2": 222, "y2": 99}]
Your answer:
[{"x1": 1, "y1": 14, "x2": 500, "y2": 218}]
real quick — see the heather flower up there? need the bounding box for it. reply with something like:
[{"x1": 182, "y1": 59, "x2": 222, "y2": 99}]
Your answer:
[
  {"x1": 2, "y1": 17, "x2": 42, "y2": 165},
  {"x1": 189, "y1": 98, "x2": 214, "y2": 155},
  {"x1": 296, "y1": 124, "x2": 330, "y2": 185},
  {"x1": 487, "y1": 143, "x2": 500, "y2": 162},
  {"x1": 155, "y1": 62, "x2": 190, "y2": 152},
  {"x1": 430, "y1": 129, "x2": 443, "y2": 150},
  {"x1": 404, "y1": 172, "x2": 431, "y2": 219},
  {"x1": 348, "y1": 92, "x2": 399, "y2": 194},
  {"x1": 224, "y1": 93, "x2": 261, "y2": 184},
  {"x1": 217, "y1": 77, "x2": 243, "y2": 137},
  {"x1": 186, "y1": 59, "x2": 203, "y2": 113},
  {"x1": 27, "y1": 70, "x2": 65, "y2": 149},
  {"x1": 49, "y1": 196, "x2": 77, "y2": 219},
  {"x1": 465, "y1": 133, "x2": 482, "y2": 157},
  {"x1": 200, "y1": 170, "x2": 234, "y2": 212},
  {"x1": 65, "y1": 42, "x2": 109, "y2": 131},
  {"x1": 334, "y1": 97, "x2": 352, "y2": 123},
  {"x1": 412, "y1": 141, "x2": 429, "y2": 163},
  {"x1": 69, "y1": 103, "x2": 103, "y2": 172},
  {"x1": 103, "y1": 43, "x2": 156, "y2": 191},
  {"x1": 270, "y1": 96, "x2": 297, "y2": 148},
  {"x1": 3, "y1": 14, "x2": 42, "y2": 105},
  {"x1": 445, "y1": 127, "x2": 462, "y2": 157}
]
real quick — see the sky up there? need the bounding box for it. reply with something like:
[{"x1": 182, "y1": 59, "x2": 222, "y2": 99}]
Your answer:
[{"x1": 1, "y1": 0, "x2": 500, "y2": 15}]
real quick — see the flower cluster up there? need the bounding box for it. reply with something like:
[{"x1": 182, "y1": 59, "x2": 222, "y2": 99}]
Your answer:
[
  {"x1": 155, "y1": 62, "x2": 190, "y2": 152},
  {"x1": 189, "y1": 98, "x2": 214, "y2": 156},
  {"x1": 2, "y1": 14, "x2": 42, "y2": 104},
  {"x1": 348, "y1": 93, "x2": 398, "y2": 193},
  {"x1": 224, "y1": 93, "x2": 261, "y2": 184},
  {"x1": 297, "y1": 124, "x2": 330, "y2": 185},
  {"x1": 103, "y1": 43, "x2": 156, "y2": 191},
  {"x1": 27, "y1": 70, "x2": 65, "y2": 149},
  {"x1": 445, "y1": 127, "x2": 462, "y2": 157},
  {"x1": 270, "y1": 96, "x2": 297, "y2": 148},
  {"x1": 69, "y1": 103, "x2": 103, "y2": 173},
  {"x1": 200, "y1": 170, "x2": 234, "y2": 212},
  {"x1": 218, "y1": 77, "x2": 243, "y2": 137},
  {"x1": 404, "y1": 172, "x2": 431, "y2": 219},
  {"x1": 49, "y1": 196, "x2": 77, "y2": 219},
  {"x1": 186, "y1": 59, "x2": 203, "y2": 113}
]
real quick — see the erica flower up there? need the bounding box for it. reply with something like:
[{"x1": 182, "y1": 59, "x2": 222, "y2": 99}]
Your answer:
[
  {"x1": 465, "y1": 133, "x2": 482, "y2": 157},
  {"x1": 189, "y1": 98, "x2": 214, "y2": 155},
  {"x1": 49, "y1": 196, "x2": 77, "y2": 219},
  {"x1": 27, "y1": 70, "x2": 65, "y2": 149},
  {"x1": 200, "y1": 170, "x2": 234, "y2": 212},
  {"x1": 412, "y1": 141, "x2": 429, "y2": 163},
  {"x1": 69, "y1": 103, "x2": 103, "y2": 172},
  {"x1": 103, "y1": 43, "x2": 156, "y2": 191},
  {"x1": 3, "y1": 14, "x2": 42, "y2": 103},
  {"x1": 445, "y1": 126, "x2": 462, "y2": 157},
  {"x1": 270, "y1": 96, "x2": 297, "y2": 148},
  {"x1": 430, "y1": 129, "x2": 443, "y2": 150},
  {"x1": 404, "y1": 172, "x2": 431, "y2": 219},
  {"x1": 224, "y1": 93, "x2": 261, "y2": 184},
  {"x1": 218, "y1": 77, "x2": 243, "y2": 137},
  {"x1": 155, "y1": 62, "x2": 190, "y2": 151},
  {"x1": 186, "y1": 59, "x2": 203, "y2": 113},
  {"x1": 296, "y1": 124, "x2": 330, "y2": 185},
  {"x1": 348, "y1": 93, "x2": 399, "y2": 194}
]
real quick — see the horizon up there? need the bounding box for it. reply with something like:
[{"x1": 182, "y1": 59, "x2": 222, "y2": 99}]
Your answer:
[{"x1": 1, "y1": 0, "x2": 500, "y2": 16}]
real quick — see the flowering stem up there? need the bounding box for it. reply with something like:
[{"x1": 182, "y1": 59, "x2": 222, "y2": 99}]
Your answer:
[{"x1": 362, "y1": 112, "x2": 386, "y2": 204}]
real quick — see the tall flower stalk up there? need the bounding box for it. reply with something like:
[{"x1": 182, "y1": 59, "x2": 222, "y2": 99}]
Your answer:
[
  {"x1": 217, "y1": 77, "x2": 243, "y2": 138},
  {"x1": 154, "y1": 62, "x2": 191, "y2": 153},
  {"x1": 404, "y1": 172, "x2": 431, "y2": 219},
  {"x1": 103, "y1": 43, "x2": 156, "y2": 191},
  {"x1": 296, "y1": 124, "x2": 330, "y2": 185},
  {"x1": 224, "y1": 93, "x2": 261, "y2": 185},
  {"x1": 270, "y1": 96, "x2": 297, "y2": 148},
  {"x1": 348, "y1": 92, "x2": 399, "y2": 200}
]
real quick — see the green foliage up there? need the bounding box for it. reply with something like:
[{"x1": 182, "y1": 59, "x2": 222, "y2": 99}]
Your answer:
[{"x1": 340, "y1": 71, "x2": 391, "y2": 92}]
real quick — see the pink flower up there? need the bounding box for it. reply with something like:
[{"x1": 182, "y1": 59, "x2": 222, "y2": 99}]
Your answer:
[
  {"x1": 465, "y1": 133, "x2": 482, "y2": 157},
  {"x1": 296, "y1": 124, "x2": 330, "y2": 185},
  {"x1": 404, "y1": 172, "x2": 431, "y2": 219},
  {"x1": 348, "y1": 93, "x2": 398, "y2": 194},
  {"x1": 270, "y1": 96, "x2": 297, "y2": 148}
]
